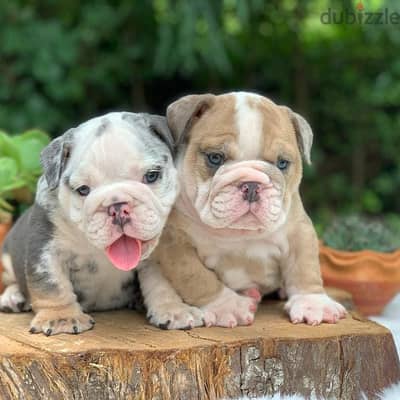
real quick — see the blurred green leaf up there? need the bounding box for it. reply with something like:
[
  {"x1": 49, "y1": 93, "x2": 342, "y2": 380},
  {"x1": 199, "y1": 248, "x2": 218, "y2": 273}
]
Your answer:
[
  {"x1": 12, "y1": 129, "x2": 50, "y2": 173},
  {"x1": 0, "y1": 157, "x2": 24, "y2": 193},
  {"x1": 0, "y1": 131, "x2": 21, "y2": 168}
]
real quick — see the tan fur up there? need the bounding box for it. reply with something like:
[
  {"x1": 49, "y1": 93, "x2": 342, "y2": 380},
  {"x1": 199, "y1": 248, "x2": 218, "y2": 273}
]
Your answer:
[
  {"x1": 29, "y1": 301, "x2": 93, "y2": 335},
  {"x1": 151, "y1": 210, "x2": 224, "y2": 306},
  {"x1": 149, "y1": 92, "x2": 345, "y2": 327}
]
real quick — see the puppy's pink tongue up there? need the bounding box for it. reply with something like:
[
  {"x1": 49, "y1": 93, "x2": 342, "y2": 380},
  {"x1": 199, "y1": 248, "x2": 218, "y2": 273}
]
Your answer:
[{"x1": 106, "y1": 235, "x2": 142, "y2": 271}]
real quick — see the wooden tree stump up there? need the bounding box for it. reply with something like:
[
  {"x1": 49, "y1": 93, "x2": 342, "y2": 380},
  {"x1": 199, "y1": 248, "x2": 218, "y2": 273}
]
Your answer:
[{"x1": 0, "y1": 293, "x2": 398, "y2": 400}]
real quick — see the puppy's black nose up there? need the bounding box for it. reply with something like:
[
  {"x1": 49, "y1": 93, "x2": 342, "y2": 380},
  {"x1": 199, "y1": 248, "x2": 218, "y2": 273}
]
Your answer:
[
  {"x1": 240, "y1": 182, "x2": 261, "y2": 203},
  {"x1": 108, "y1": 202, "x2": 131, "y2": 227}
]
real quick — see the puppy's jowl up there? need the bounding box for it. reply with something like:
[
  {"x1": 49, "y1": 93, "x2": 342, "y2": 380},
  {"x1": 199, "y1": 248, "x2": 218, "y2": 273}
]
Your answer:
[
  {"x1": 0, "y1": 113, "x2": 178, "y2": 335},
  {"x1": 142, "y1": 92, "x2": 346, "y2": 329}
]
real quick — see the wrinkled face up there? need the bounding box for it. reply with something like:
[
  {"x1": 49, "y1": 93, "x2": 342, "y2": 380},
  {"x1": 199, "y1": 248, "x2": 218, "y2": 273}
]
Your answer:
[
  {"x1": 44, "y1": 113, "x2": 178, "y2": 270},
  {"x1": 174, "y1": 93, "x2": 308, "y2": 234}
]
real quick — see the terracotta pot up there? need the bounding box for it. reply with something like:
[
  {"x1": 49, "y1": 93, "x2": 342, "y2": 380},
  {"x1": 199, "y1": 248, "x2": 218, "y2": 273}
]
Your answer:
[
  {"x1": 320, "y1": 243, "x2": 400, "y2": 316},
  {"x1": 0, "y1": 222, "x2": 11, "y2": 294}
]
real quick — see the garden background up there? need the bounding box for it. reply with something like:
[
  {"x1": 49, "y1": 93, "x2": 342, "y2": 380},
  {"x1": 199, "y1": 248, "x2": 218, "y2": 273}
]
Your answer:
[{"x1": 1, "y1": 0, "x2": 399, "y2": 234}]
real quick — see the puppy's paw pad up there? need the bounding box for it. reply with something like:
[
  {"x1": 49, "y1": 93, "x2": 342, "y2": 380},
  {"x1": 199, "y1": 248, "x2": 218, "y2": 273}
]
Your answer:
[
  {"x1": 0, "y1": 284, "x2": 27, "y2": 313},
  {"x1": 285, "y1": 294, "x2": 347, "y2": 326},
  {"x1": 148, "y1": 303, "x2": 204, "y2": 330},
  {"x1": 201, "y1": 287, "x2": 257, "y2": 328},
  {"x1": 30, "y1": 310, "x2": 95, "y2": 336}
]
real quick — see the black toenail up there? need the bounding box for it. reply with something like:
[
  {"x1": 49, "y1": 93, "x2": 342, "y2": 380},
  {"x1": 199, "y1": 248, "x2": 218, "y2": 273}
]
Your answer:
[
  {"x1": 73, "y1": 326, "x2": 78, "y2": 334},
  {"x1": 181, "y1": 325, "x2": 192, "y2": 331},
  {"x1": 45, "y1": 329, "x2": 52, "y2": 336},
  {"x1": 29, "y1": 327, "x2": 36, "y2": 334},
  {"x1": 158, "y1": 320, "x2": 171, "y2": 330},
  {"x1": 89, "y1": 319, "x2": 95, "y2": 325}
]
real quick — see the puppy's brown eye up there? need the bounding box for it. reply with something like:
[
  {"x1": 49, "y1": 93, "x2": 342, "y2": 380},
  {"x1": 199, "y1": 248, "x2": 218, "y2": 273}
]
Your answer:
[
  {"x1": 206, "y1": 152, "x2": 225, "y2": 168},
  {"x1": 76, "y1": 185, "x2": 90, "y2": 196}
]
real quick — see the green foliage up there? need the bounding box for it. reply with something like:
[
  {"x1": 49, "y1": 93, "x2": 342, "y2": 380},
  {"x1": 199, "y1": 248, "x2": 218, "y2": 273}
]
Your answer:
[
  {"x1": 0, "y1": 129, "x2": 50, "y2": 221},
  {"x1": 0, "y1": 0, "x2": 399, "y2": 221},
  {"x1": 322, "y1": 215, "x2": 400, "y2": 252}
]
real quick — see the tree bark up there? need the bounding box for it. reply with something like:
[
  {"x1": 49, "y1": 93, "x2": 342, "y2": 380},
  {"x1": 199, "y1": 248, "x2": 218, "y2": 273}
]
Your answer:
[{"x1": 0, "y1": 295, "x2": 398, "y2": 399}]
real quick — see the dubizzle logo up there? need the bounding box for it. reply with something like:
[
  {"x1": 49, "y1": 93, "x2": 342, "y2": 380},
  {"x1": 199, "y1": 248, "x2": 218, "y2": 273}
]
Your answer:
[{"x1": 320, "y1": 2, "x2": 400, "y2": 25}]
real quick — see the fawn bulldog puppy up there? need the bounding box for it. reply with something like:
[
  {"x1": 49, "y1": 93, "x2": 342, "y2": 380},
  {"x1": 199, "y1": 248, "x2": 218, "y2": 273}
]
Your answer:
[
  {"x1": 0, "y1": 112, "x2": 178, "y2": 335},
  {"x1": 141, "y1": 92, "x2": 346, "y2": 329}
]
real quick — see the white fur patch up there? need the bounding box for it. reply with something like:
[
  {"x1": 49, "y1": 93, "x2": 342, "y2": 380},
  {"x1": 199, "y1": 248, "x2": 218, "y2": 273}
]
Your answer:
[
  {"x1": 201, "y1": 286, "x2": 257, "y2": 328},
  {"x1": 285, "y1": 293, "x2": 347, "y2": 325},
  {"x1": 0, "y1": 284, "x2": 26, "y2": 312},
  {"x1": 235, "y1": 92, "x2": 264, "y2": 160}
]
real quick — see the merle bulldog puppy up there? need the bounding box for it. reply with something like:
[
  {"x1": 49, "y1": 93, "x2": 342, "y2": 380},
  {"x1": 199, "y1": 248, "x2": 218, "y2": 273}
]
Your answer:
[{"x1": 0, "y1": 112, "x2": 178, "y2": 335}]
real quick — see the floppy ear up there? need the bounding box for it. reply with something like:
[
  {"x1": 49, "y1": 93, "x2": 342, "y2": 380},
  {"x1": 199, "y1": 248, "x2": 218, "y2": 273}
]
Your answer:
[
  {"x1": 283, "y1": 107, "x2": 313, "y2": 164},
  {"x1": 166, "y1": 94, "x2": 215, "y2": 147},
  {"x1": 144, "y1": 114, "x2": 175, "y2": 154},
  {"x1": 40, "y1": 129, "x2": 74, "y2": 190}
]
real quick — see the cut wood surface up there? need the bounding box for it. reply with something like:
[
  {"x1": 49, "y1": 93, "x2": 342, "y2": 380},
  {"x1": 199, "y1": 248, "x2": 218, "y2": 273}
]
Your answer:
[{"x1": 0, "y1": 292, "x2": 398, "y2": 400}]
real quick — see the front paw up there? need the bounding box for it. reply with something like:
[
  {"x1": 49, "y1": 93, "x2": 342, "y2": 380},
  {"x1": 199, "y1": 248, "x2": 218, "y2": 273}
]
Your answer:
[
  {"x1": 147, "y1": 302, "x2": 205, "y2": 330},
  {"x1": 0, "y1": 284, "x2": 29, "y2": 313},
  {"x1": 285, "y1": 293, "x2": 347, "y2": 325},
  {"x1": 201, "y1": 287, "x2": 258, "y2": 328},
  {"x1": 30, "y1": 306, "x2": 95, "y2": 336}
]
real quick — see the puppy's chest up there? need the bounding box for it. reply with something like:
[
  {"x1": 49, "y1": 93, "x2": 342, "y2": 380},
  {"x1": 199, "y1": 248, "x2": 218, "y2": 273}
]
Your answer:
[
  {"x1": 199, "y1": 240, "x2": 284, "y2": 293},
  {"x1": 62, "y1": 253, "x2": 137, "y2": 311}
]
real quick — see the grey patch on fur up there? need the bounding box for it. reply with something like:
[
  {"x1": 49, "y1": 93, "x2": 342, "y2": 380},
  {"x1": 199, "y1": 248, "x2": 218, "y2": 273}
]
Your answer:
[
  {"x1": 75, "y1": 289, "x2": 85, "y2": 304},
  {"x1": 121, "y1": 276, "x2": 135, "y2": 291},
  {"x1": 40, "y1": 128, "x2": 75, "y2": 190},
  {"x1": 143, "y1": 114, "x2": 175, "y2": 154},
  {"x1": 128, "y1": 272, "x2": 146, "y2": 312},
  {"x1": 95, "y1": 118, "x2": 109, "y2": 137},
  {"x1": 63, "y1": 175, "x2": 71, "y2": 187},
  {"x1": 29, "y1": 268, "x2": 59, "y2": 293},
  {"x1": 86, "y1": 261, "x2": 98, "y2": 274},
  {"x1": 122, "y1": 112, "x2": 175, "y2": 155},
  {"x1": 2, "y1": 204, "x2": 54, "y2": 298},
  {"x1": 65, "y1": 254, "x2": 79, "y2": 271}
]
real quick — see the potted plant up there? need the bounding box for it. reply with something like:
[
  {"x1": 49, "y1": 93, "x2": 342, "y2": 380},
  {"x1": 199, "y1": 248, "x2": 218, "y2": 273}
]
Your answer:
[
  {"x1": 0, "y1": 129, "x2": 50, "y2": 291},
  {"x1": 320, "y1": 215, "x2": 400, "y2": 316}
]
